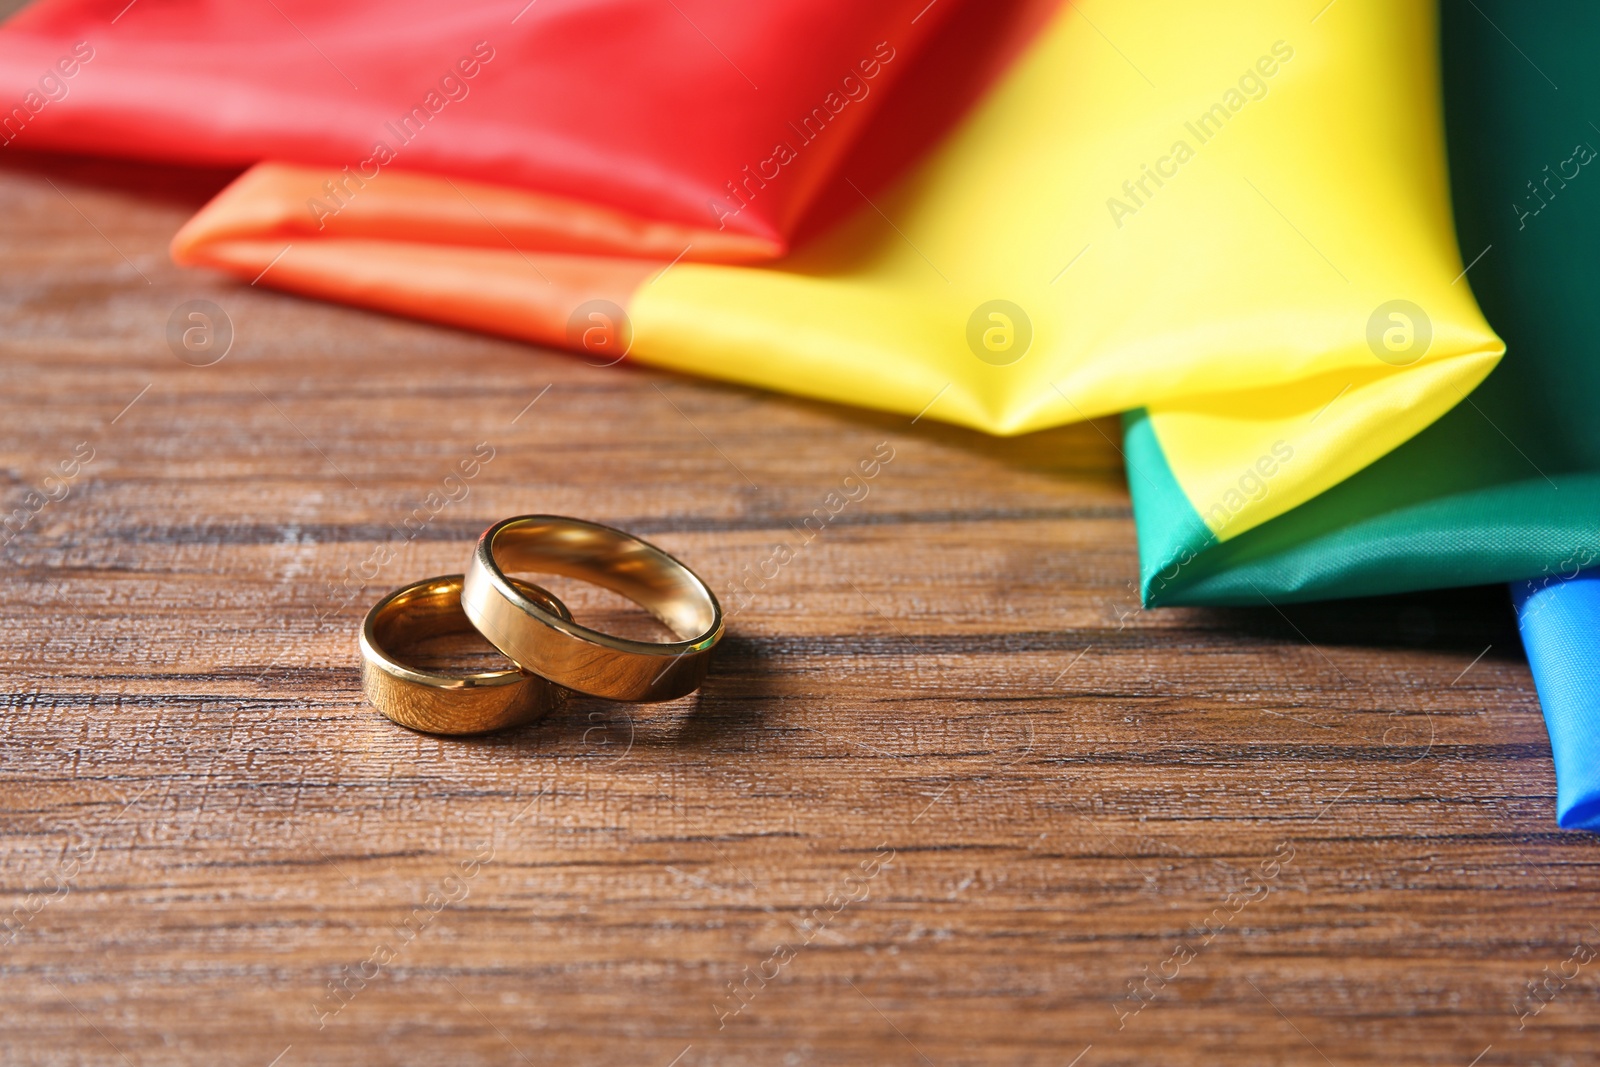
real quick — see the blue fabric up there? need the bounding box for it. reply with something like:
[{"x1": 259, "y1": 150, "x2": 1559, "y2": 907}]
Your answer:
[{"x1": 1512, "y1": 570, "x2": 1600, "y2": 831}]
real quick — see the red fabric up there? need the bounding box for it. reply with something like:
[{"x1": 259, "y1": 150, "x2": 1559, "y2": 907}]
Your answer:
[{"x1": 0, "y1": 0, "x2": 957, "y2": 252}]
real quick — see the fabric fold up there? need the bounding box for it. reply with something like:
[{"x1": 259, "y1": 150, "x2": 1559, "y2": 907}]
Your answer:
[
  {"x1": 1117, "y1": 0, "x2": 1600, "y2": 831},
  {"x1": 1124, "y1": 0, "x2": 1600, "y2": 608},
  {"x1": 1513, "y1": 572, "x2": 1600, "y2": 831},
  {"x1": 1, "y1": 0, "x2": 959, "y2": 251},
  {"x1": 166, "y1": 0, "x2": 1499, "y2": 564}
]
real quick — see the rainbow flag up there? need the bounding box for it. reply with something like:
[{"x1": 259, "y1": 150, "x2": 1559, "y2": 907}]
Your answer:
[{"x1": 7, "y1": 1, "x2": 1589, "y2": 821}]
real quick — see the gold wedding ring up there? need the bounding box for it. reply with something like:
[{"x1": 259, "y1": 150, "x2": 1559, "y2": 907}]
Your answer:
[
  {"x1": 461, "y1": 515, "x2": 723, "y2": 702},
  {"x1": 361, "y1": 573, "x2": 572, "y2": 735}
]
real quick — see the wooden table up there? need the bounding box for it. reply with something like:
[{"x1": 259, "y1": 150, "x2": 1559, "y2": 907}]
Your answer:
[{"x1": 0, "y1": 153, "x2": 1594, "y2": 1067}]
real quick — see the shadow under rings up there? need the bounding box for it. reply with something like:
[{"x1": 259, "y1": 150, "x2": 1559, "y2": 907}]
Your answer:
[{"x1": 468, "y1": 631, "x2": 777, "y2": 757}]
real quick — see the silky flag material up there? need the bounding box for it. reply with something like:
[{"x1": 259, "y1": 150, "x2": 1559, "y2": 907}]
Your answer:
[
  {"x1": 164, "y1": 0, "x2": 1500, "y2": 562},
  {"x1": 1125, "y1": 1, "x2": 1600, "y2": 608},
  {"x1": 0, "y1": 0, "x2": 962, "y2": 256},
  {"x1": 1513, "y1": 572, "x2": 1600, "y2": 831}
]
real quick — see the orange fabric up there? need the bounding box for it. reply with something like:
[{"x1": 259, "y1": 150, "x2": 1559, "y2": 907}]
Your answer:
[
  {"x1": 171, "y1": 165, "x2": 695, "y2": 349},
  {"x1": 172, "y1": 164, "x2": 779, "y2": 264},
  {"x1": 182, "y1": 229, "x2": 655, "y2": 349}
]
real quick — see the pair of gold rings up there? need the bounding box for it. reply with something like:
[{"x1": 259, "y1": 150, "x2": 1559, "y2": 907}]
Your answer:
[{"x1": 359, "y1": 516, "x2": 724, "y2": 735}]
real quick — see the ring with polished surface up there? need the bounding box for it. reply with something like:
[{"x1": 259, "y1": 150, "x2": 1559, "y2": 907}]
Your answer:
[
  {"x1": 361, "y1": 573, "x2": 572, "y2": 735},
  {"x1": 461, "y1": 515, "x2": 723, "y2": 702}
]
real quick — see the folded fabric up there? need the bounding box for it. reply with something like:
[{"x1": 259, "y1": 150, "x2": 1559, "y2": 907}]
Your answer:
[
  {"x1": 0, "y1": 0, "x2": 961, "y2": 257},
  {"x1": 1125, "y1": 1, "x2": 1600, "y2": 607},
  {"x1": 1513, "y1": 572, "x2": 1600, "y2": 831},
  {"x1": 1121, "y1": 2, "x2": 1600, "y2": 829},
  {"x1": 165, "y1": 0, "x2": 1500, "y2": 562}
]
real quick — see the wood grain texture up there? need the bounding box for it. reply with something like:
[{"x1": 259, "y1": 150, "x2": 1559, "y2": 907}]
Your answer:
[{"x1": 0, "y1": 154, "x2": 1595, "y2": 1067}]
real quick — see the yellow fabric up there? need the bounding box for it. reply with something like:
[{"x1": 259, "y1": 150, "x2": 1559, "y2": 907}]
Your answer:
[
  {"x1": 629, "y1": 0, "x2": 1501, "y2": 540},
  {"x1": 1153, "y1": 355, "x2": 1499, "y2": 537}
]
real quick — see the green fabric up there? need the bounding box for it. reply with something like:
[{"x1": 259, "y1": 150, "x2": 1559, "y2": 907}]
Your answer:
[
  {"x1": 1123, "y1": 408, "x2": 1218, "y2": 602},
  {"x1": 1129, "y1": 0, "x2": 1600, "y2": 607}
]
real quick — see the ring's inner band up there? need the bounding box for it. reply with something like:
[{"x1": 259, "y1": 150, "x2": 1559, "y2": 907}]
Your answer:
[
  {"x1": 487, "y1": 520, "x2": 716, "y2": 640},
  {"x1": 374, "y1": 576, "x2": 572, "y2": 666}
]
